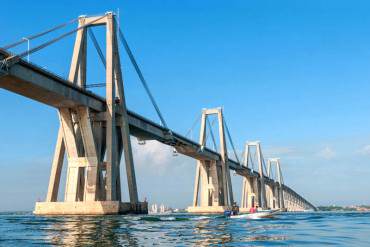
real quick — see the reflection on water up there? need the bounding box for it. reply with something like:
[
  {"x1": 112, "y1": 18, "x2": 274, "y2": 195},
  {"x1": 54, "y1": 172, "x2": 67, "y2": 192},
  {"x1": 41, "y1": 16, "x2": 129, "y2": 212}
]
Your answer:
[
  {"x1": 48, "y1": 217, "x2": 123, "y2": 246},
  {"x1": 1, "y1": 212, "x2": 370, "y2": 246},
  {"x1": 193, "y1": 218, "x2": 232, "y2": 246}
]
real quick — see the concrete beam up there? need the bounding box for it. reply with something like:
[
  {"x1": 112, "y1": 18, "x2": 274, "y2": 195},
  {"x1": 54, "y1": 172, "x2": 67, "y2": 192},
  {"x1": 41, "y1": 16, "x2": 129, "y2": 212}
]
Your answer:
[
  {"x1": 0, "y1": 49, "x2": 105, "y2": 111},
  {"x1": 0, "y1": 49, "x2": 316, "y2": 211}
]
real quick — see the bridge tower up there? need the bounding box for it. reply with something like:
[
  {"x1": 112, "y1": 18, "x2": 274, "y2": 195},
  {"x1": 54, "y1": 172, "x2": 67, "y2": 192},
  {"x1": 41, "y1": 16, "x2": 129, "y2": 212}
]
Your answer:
[
  {"x1": 34, "y1": 13, "x2": 147, "y2": 215},
  {"x1": 266, "y1": 159, "x2": 278, "y2": 209},
  {"x1": 240, "y1": 141, "x2": 267, "y2": 211},
  {"x1": 187, "y1": 108, "x2": 234, "y2": 213},
  {"x1": 266, "y1": 158, "x2": 285, "y2": 210}
]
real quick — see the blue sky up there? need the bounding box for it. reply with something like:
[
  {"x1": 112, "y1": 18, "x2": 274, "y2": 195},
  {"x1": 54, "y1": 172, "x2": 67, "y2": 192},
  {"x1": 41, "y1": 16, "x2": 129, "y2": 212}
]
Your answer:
[{"x1": 2, "y1": 0, "x2": 370, "y2": 210}]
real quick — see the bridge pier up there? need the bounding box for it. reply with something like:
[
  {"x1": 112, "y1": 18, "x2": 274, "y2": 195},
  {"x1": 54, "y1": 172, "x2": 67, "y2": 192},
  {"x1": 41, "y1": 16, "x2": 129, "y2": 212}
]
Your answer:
[
  {"x1": 282, "y1": 188, "x2": 312, "y2": 212},
  {"x1": 0, "y1": 12, "x2": 317, "y2": 215},
  {"x1": 187, "y1": 108, "x2": 234, "y2": 213},
  {"x1": 265, "y1": 183, "x2": 279, "y2": 209},
  {"x1": 265, "y1": 158, "x2": 286, "y2": 210},
  {"x1": 34, "y1": 13, "x2": 147, "y2": 215},
  {"x1": 239, "y1": 141, "x2": 268, "y2": 211},
  {"x1": 240, "y1": 176, "x2": 259, "y2": 212}
]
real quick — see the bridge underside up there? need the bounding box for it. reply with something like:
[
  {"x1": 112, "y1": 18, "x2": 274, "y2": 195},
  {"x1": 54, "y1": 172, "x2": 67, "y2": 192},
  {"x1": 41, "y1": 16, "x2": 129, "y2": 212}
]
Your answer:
[{"x1": 0, "y1": 31, "x2": 316, "y2": 215}]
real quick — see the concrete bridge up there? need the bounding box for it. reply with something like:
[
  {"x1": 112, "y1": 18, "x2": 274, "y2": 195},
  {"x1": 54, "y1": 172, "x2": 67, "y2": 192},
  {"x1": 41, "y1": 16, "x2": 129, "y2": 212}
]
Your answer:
[{"x1": 0, "y1": 12, "x2": 316, "y2": 215}]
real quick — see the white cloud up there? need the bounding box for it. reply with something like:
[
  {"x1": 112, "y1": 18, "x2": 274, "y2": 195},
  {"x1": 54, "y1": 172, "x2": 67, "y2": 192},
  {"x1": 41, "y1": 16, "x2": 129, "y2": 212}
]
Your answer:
[
  {"x1": 357, "y1": 145, "x2": 370, "y2": 156},
  {"x1": 131, "y1": 138, "x2": 192, "y2": 174},
  {"x1": 316, "y1": 146, "x2": 336, "y2": 160},
  {"x1": 263, "y1": 145, "x2": 305, "y2": 161},
  {"x1": 265, "y1": 146, "x2": 296, "y2": 155}
]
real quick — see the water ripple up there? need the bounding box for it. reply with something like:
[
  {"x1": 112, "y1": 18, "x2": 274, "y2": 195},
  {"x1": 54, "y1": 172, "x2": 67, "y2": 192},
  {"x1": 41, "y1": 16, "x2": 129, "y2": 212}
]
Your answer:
[{"x1": 1, "y1": 212, "x2": 370, "y2": 246}]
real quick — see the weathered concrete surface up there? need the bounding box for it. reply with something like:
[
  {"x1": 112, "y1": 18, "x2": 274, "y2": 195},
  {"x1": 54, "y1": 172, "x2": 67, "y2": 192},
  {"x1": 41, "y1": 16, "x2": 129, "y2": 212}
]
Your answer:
[{"x1": 34, "y1": 201, "x2": 148, "y2": 215}]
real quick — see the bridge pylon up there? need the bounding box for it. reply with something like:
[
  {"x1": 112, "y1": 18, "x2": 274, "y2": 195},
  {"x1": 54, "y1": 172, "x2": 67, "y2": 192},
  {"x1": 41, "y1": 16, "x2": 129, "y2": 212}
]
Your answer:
[
  {"x1": 240, "y1": 141, "x2": 268, "y2": 212},
  {"x1": 266, "y1": 158, "x2": 285, "y2": 210},
  {"x1": 187, "y1": 108, "x2": 234, "y2": 213},
  {"x1": 34, "y1": 13, "x2": 147, "y2": 215}
]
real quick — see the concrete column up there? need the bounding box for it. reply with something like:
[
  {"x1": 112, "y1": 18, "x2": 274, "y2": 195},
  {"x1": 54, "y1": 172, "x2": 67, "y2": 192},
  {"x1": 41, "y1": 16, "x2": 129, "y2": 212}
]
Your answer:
[
  {"x1": 60, "y1": 108, "x2": 80, "y2": 202},
  {"x1": 241, "y1": 176, "x2": 255, "y2": 208},
  {"x1": 46, "y1": 128, "x2": 65, "y2": 202},
  {"x1": 265, "y1": 184, "x2": 273, "y2": 209},
  {"x1": 276, "y1": 187, "x2": 280, "y2": 209},
  {"x1": 34, "y1": 14, "x2": 148, "y2": 215},
  {"x1": 256, "y1": 143, "x2": 267, "y2": 208},
  {"x1": 76, "y1": 107, "x2": 99, "y2": 201},
  {"x1": 241, "y1": 177, "x2": 250, "y2": 208},
  {"x1": 188, "y1": 108, "x2": 233, "y2": 213},
  {"x1": 217, "y1": 109, "x2": 233, "y2": 206},
  {"x1": 105, "y1": 13, "x2": 118, "y2": 201},
  {"x1": 112, "y1": 23, "x2": 139, "y2": 203}
]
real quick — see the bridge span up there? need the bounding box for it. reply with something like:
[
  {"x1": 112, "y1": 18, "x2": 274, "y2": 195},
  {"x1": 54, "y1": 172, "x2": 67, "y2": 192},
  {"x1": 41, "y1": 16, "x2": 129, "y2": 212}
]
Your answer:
[{"x1": 0, "y1": 12, "x2": 316, "y2": 215}]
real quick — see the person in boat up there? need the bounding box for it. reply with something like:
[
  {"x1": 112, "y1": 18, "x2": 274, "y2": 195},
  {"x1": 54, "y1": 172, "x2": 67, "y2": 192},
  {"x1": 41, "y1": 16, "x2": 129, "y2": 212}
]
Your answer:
[
  {"x1": 224, "y1": 203, "x2": 239, "y2": 217},
  {"x1": 249, "y1": 205, "x2": 257, "y2": 213},
  {"x1": 231, "y1": 202, "x2": 239, "y2": 215}
]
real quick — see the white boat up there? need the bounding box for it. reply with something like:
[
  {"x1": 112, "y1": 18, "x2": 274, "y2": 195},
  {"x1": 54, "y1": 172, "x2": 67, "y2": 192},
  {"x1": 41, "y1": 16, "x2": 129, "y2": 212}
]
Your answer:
[
  {"x1": 160, "y1": 204, "x2": 166, "y2": 213},
  {"x1": 230, "y1": 209, "x2": 279, "y2": 219},
  {"x1": 150, "y1": 204, "x2": 158, "y2": 214}
]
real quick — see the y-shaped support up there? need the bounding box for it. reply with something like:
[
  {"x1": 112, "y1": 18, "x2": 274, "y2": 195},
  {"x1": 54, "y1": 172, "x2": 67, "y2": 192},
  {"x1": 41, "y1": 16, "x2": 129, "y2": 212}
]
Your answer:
[
  {"x1": 267, "y1": 158, "x2": 285, "y2": 210},
  {"x1": 35, "y1": 13, "x2": 145, "y2": 215},
  {"x1": 188, "y1": 108, "x2": 234, "y2": 213},
  {"x1": 240, "y1": 141, "x2": 267, "y2": 209}
]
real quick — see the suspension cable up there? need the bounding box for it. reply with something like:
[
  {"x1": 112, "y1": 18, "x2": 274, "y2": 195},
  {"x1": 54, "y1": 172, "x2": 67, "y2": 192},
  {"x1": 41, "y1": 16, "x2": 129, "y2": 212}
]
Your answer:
[
  {"x1": 117, "y1": 26, "x2": 168, "y2": 129},
  {"x1": 223, "y1": 118, "x2": 241, "y2": 164},
  {"x1": 2, "y1": 17, "x2": 79, "y2": 50},
  {"x1": 87, "y1": 28, "x2": 106, "y2": 68},
  {"x1": 3, "y1": 15, "x2": 107, "y2": 65}
]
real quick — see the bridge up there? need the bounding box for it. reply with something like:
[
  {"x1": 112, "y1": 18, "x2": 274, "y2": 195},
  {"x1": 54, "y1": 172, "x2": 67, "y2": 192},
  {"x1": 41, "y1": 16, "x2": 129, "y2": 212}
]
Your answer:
[{"x1": 0, "y1": 12, "x2": 316, "y2": 215}]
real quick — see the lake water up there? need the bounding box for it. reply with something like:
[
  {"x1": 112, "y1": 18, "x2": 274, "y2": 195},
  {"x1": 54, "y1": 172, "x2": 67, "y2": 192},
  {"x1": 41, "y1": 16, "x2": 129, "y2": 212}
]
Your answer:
[{"x1": 0, "y1": 211, "x2": 370, "y2": 246}]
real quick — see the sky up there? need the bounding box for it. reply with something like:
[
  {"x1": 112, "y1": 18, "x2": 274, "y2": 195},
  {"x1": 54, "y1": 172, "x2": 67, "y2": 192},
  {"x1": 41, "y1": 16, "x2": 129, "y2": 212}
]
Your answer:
[{"x1": 1, "y1": 0, "x2": 370, "y2": 210}]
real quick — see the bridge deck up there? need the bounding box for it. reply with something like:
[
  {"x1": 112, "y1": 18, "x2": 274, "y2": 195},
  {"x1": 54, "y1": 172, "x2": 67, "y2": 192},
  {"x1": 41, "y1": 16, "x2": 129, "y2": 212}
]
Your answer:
[{"x1": 0, "y1": 49, "x2": 315, "y2": 210}]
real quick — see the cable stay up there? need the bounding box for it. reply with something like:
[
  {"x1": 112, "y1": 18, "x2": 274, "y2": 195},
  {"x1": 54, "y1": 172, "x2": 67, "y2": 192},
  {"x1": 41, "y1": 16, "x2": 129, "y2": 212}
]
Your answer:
[
  {"x1": 85, "y1": 28, "x2": 107, "y2": 89},
  {"x1": 117, "y1": 25, "x2": 169, "y2": 130},
  {"x1": 223, "y1": 117, "x2": 241, "y2": 165},
  {"x1": 1, "y1": 14, "x2": 170, "y2": 132},
  {"x1": 251, "y1": 150, "x2": 257, "y2": 172},
  {"x1": 270, "y1": 166, "x2": 274, "y2": 179},
  {"x1": 184, "y1": 113, "x2": 201, "y2": 141},
  {"x1": 87, "y1": 28, "x2": 106, "y2": 68},
  {"x1": 241, "y1": 148, "x2": 246, "y2": 167},
  {"x1": 2, "y1": 15, "x2": 107, "y2": 67},
  {"x1": 1, "y1": 17, "x2": 79, "y2": 50},
  {"x1": 260, "y1": 152, "x2": 268, "y2": 177},
  {"x1": 202, "y1": 117, "x2": 217, "y2": 151},
  {"x1": 206, "y1": 118, "x2": 218, "y2": 151}
]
